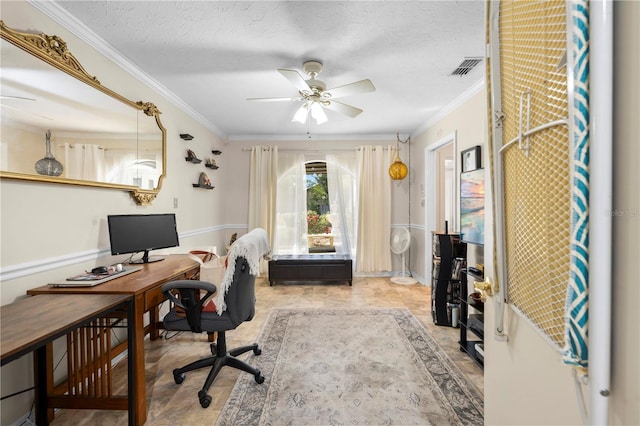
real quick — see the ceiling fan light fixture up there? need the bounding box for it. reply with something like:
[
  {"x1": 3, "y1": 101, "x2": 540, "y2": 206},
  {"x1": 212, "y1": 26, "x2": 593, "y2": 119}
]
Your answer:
[
  {"x1": 310, "y1": 102, "x2": 328, "y2": 124},
  {"x1": 292, "y1": 103, "x2": 309, "y2": 124},
  {"x1": 252, "y1": 61, "x2": 376, "y2": 126}
]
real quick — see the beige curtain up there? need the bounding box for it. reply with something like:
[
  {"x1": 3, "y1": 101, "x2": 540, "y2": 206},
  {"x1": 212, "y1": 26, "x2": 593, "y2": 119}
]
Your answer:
[
  {"x1": 64, "y1": 143, "x2": 106, "y2": 181},
  {"x1": 355, "y1": 145, "x2": 392, "y2": 272},
  {"x1": 248, "y1": 146, "x2": 278, "y2": 247}
]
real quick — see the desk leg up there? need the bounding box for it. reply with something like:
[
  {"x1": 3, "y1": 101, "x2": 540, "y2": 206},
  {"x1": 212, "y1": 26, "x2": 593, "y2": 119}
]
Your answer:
[
  {"x1": 149, "y1": 305, "x2": 160, "y2": 341},
  {"x1": 126, "y1": 298, "x2": 136, "y2": 426},
  {"x1": 132, "y1": 294, "x2": 147, "y2": 425},
  {"x1": 34, "y1": 346, "x2": 49, "y2": 425}
]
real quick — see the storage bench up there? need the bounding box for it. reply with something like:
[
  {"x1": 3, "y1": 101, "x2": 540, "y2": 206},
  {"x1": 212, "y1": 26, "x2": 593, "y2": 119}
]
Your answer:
[{"x1": 268, "y1": 254, "x2": 352, "y2": 286}]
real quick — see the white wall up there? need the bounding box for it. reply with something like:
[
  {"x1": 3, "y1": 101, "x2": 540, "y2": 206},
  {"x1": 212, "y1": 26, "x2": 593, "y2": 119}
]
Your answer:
[
  {"x1": 0, "y1": 3, "x2": 226, "y2": 423},
  {"x1": 610, "y1": 1, "x2": 640, "y2": 424},
  {"x1": 410, "y1": 86, "x2": 487, "y2": 281}
]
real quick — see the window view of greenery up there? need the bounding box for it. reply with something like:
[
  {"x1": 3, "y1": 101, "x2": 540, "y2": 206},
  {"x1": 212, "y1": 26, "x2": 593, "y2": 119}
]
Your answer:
[{"x1": 306, "y1": 161, "x2": 332, "y2": 234}]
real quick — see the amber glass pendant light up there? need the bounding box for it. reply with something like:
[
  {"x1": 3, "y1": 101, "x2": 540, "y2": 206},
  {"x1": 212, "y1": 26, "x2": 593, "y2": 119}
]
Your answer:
[{"x1": 389, "y1": 133, "x2": 409, "y2": 180}]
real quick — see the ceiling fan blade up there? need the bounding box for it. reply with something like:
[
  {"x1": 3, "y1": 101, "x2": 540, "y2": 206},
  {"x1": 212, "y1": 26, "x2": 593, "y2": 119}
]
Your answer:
[
  {"x1": 278, "y1": 69, "x2": 311, "y2": 93},
  {"x1": 247, "y1": 96, "x2": 301, "y2": 102},
  {"x1": 0, "y1": 95, "x2": 36, "y2": 101},
  {"x1": 326, "y1": 79, "x2": 375, "y2": 99},
  {"x1": 1, "y1": 104, "x2": 53, "y2": 120},
  {"x1": 323, "y1": 100, "x2": 363, "y2": 118}
]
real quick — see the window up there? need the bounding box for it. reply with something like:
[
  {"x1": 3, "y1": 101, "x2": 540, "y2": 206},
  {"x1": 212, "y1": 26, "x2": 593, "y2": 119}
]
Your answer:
[{"x1": 306, "y1": 161, "x2": 334, "y2": 253}]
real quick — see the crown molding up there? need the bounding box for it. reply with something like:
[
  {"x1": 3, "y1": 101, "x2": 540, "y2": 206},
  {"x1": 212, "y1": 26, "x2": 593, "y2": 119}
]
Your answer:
[
  {"x1": 27, "y1": 0, "x2": 226, "y2": 138},
  {"x1": 227, "y1": 133, "x2": 403, "y2": 142}
]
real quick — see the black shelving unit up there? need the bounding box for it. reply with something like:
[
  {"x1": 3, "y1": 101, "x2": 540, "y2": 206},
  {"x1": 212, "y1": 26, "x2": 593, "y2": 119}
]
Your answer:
[
  {"x1": 431, "y1": 232, "x2": 466, "y2": 327},
  {"x1": 459, "y1": 269, "x2": 485, "y2": 367}
]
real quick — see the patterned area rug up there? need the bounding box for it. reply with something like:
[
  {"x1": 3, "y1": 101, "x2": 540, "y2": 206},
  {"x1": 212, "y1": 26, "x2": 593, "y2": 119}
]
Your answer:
[{"x1": 216, "y1": 308, "x2": 483, "y2": 425}]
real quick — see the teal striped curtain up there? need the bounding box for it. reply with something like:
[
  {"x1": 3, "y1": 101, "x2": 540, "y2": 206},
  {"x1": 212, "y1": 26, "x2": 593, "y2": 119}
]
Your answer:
[{"x1": 563, "y1": 0, "x2": 590, "y2": 371}]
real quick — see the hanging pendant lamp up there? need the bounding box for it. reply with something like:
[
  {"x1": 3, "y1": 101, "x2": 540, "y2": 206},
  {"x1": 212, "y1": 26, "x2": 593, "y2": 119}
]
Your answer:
[{"x1": 389, "y1": 133, "x2": 409, "y2": 180}]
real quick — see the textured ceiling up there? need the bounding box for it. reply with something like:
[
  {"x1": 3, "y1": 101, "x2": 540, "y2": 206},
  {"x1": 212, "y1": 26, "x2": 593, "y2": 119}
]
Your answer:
[{"x1": 54, "y1": 1, "x2": 486, "y2": 141}]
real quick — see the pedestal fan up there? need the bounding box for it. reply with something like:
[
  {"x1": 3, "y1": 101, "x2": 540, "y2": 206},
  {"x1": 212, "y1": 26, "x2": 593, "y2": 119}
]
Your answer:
[{"x1": 390, "y1": 227, "x2": 417, "y2": 285}]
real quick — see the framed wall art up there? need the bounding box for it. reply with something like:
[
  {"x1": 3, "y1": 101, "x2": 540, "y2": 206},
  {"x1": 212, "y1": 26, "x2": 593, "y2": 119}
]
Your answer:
[{"x1": 461, "y1": 145, "x2": 482, "y2": 172}]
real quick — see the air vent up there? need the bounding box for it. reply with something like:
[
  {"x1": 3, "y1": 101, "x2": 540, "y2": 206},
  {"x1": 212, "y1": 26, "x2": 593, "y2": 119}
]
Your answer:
[{"x1": 450, "y1": 57, "x2": 483, "y2": 76}]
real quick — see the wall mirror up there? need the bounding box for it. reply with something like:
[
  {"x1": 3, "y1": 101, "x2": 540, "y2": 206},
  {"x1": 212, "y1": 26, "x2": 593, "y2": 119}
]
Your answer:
[{"x1": 0, "y1": 21, "x2": 166, "y2": 205}]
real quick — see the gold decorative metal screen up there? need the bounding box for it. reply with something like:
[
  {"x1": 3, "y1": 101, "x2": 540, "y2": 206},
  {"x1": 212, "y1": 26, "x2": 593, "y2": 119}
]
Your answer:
[{"x1": 497, "y1": 0, "x2": 570, "y2": 349}]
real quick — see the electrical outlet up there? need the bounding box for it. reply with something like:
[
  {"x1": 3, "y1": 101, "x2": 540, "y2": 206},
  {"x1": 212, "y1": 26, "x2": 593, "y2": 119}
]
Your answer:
[{"x1": 173, "y1": 197, "x2": 178, "y2": 208}]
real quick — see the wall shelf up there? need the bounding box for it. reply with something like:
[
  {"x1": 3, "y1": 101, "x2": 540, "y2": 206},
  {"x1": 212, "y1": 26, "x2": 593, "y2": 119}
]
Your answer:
[
  {"x1": 192, "y1": 184, "x2": 214, "y2": 189},
  {"x1": 185, "y1": 149, "x2": 201, "y2": 163}
]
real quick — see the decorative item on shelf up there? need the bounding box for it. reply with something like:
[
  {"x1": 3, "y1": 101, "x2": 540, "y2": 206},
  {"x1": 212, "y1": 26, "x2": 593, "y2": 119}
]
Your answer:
[
  {"x1": 211, "y1": 150, "x2": 222, "y2": 155},
  {"x1": 34, "y1": 129, "x2": 64, "y2": 176},
  {"x1": 185, "y1": 149, "x2": 202, "y2": 164},
  {"x1": 388, "y1": 132, "x2": 409, "y2": 181},
  {"x1": 461, "y1": 145, "x2": 481, "y2": 172},
  {"x1": 205, "y1": 158, "x2": 219, "y2": 169},
  {"x1": 468, "y1": 291, "x2": 485, "y2": 310},
  {"x1": 193, "y1": 171, "x2": 214, "y2": 189},
  {"x1": 180, "y1": 133, "x2": 194, "y2": 141}
]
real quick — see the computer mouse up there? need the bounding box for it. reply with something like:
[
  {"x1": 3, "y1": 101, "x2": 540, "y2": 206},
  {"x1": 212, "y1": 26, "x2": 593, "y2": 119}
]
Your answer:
[{"x1": 91, "y1": 266, "x2": 109, "y2": 274}]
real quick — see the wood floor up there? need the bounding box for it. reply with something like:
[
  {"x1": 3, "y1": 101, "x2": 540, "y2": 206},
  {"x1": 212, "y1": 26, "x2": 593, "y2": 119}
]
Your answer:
[{"x1": 50, "y1": 276, "x2": 483, "y2": 425}]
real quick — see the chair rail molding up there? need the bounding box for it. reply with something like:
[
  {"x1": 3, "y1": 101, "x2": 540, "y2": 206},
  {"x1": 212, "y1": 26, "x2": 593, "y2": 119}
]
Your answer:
[
  {"x1": 1, "y1": 227, "x2": 227, "y2": 281},
  {"x1": 1, "y1": 248, "x2": 109, "y2": 282}
]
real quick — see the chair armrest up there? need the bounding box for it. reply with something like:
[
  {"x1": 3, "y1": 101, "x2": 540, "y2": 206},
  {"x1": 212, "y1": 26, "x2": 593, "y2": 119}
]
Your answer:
[
  {"x1": 162, "y1": 280, "x2": 218, "y2": 332},
  {"x1": 162, "y1": 280, "x2": 217, "y2": 293}
]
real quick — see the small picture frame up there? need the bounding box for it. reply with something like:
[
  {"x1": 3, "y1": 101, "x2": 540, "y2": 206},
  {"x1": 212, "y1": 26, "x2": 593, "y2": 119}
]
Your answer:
[{"x1": 461, "y1": 146, "x2": 481, "y2": 172}]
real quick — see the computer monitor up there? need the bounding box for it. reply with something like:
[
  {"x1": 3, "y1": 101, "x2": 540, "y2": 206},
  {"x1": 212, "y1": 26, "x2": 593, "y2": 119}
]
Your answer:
[{"x1": 107, "y1": 213, "x2": 179, "y2": 263}]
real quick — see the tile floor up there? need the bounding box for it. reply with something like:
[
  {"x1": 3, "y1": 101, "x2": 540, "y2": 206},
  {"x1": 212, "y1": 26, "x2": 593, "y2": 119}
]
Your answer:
[{"x1": 50, "y1": 276, "x2": 483, "y2": 424}]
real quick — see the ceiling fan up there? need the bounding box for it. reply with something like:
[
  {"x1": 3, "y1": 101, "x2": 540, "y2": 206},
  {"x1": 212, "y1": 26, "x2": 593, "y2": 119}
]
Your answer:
[{"x1": 247, "y1": 61, "x2": 375, "y2": 125}]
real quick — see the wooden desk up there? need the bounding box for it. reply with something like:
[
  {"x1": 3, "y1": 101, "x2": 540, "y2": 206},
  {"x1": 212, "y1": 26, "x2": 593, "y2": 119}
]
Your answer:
[
  {"x1": 1, "y1": 293, "x2": 134, "y2": 426},
  {"x1": 27, "y1": 254, "x2": 200, "y2": 425}
]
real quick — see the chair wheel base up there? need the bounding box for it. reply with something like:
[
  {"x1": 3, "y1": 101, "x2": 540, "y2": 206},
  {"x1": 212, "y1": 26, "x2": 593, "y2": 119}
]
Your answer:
[
  {"x1": 173, "y1": 369, "x2": 185, "y2": 384},
  {"x1": 254, "y1": 347, "x2": 262, "y2": 356},
  {"x1": 198, "y1": 389, "x2": 212, "y2": 408},
  {"x1": 255, "y1": 371, "x2": 265, "y2": 384}
]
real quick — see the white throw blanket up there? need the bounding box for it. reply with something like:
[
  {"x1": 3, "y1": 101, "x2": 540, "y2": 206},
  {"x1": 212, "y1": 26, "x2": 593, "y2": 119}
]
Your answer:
[{"x1": 215, "y1": 228, "x2": 270, "y2": 314}]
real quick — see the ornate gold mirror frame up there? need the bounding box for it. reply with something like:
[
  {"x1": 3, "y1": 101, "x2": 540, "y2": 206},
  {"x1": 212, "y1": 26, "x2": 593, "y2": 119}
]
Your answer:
[{"x1": 0, "y1": 21, "x2": 166, "y2": 205}]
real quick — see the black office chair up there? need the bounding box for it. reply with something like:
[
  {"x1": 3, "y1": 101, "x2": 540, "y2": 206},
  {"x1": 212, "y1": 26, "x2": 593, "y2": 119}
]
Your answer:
[{"x1": 162, "y1": 256, "x2": 264, "y2": 408}]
